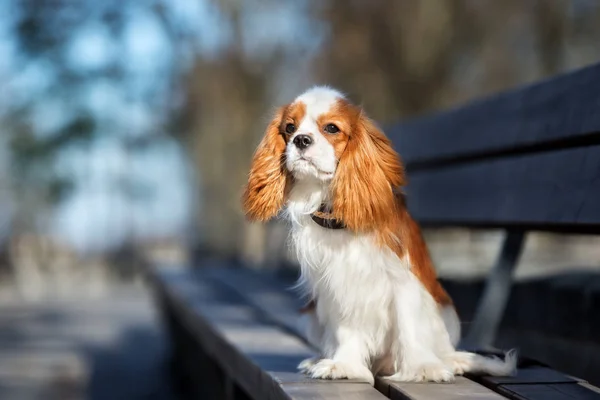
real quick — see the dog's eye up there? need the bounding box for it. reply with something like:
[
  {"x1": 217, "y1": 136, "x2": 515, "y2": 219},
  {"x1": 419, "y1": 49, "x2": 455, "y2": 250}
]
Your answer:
[
  {"x1": 324, "y1": 124, "x2": 339, "y2": 134},
  {"x1": 285, "y1": 123, "x2": 296, "y2": 134}
]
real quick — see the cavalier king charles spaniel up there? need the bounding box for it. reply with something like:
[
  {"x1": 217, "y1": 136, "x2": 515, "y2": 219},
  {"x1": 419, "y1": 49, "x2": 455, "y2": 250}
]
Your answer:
[{"x1": 242, "y1": 86, "x2": 516, "y2": 384}]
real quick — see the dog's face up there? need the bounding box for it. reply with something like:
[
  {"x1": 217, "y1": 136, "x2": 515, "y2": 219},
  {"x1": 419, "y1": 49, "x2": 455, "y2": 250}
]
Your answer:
[
  {"x1": 281, "y1": 88, "x2": 357, "y2": 182},
  {"x1": 243, "y1": 86, "x2": 405, "y2": 231}
]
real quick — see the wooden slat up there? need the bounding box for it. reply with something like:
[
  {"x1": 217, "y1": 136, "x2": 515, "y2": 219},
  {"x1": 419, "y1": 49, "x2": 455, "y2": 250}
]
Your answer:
[
  {"x1": 206, "y1": 268, "x2": 306, "y2": 338},
  {"x1": 471, "y1": 366, "x2": 600, "y2": 400},
  {"x1": 581, "y1": 383, "x2": 600, "y2": 395},
  {"x1": 151, "y1": 267, "x2": 387, "y2": 400},
  {"x1": 476, "y1": 367, "x2": 578, "y2": 386},
  {"x1": 283, "y1": 383, "x2": 392, "y2": 400},
  {"x1": 208, "y1": 267, "x2": 506, "y2": 400},
  {"x1": 491, "y1": 383, "x2": 600, "y2": 400},
  {"x1": 381, "y1": 380, "x2": 507, "y2": 400},
  {"x1": 406, "y1": 145, "x2": 600, "y2": 231},
  {"x1": 388, "y1": 63, "x2": 600, "y2": 170}
]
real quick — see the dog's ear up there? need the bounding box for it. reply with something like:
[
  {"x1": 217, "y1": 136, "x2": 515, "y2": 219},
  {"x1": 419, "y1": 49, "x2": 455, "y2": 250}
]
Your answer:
[
  {"x1": 332, "y1": 112, "x2": 405, "y2": 231},
  {"x1": 242, "y1": 107, "x2": 289, "y2": 221}
]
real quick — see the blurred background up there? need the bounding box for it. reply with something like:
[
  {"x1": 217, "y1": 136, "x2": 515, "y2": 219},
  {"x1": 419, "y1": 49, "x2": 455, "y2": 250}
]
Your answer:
[{"x1": 1, "y1": 0, "x2": 600, "y2": 398}]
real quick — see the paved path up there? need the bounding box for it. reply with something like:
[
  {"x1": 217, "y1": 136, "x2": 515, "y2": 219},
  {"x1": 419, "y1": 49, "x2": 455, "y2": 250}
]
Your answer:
[{"x1": 0, "y1": 283, "x2": 178, "y2": 400}]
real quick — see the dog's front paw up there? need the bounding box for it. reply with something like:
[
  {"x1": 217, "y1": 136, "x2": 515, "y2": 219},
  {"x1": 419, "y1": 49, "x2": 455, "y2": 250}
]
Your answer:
[
  {"x1": 415, "y1": 363, "x2": 455, "y2": 383},
  {"x1": 308, "y1": 359, "x2": 374, "y2": 385},
  {"x1": 298, "y1": 357, "x2": 320, "y2": 373},
  {"x1": 388, "y1": 363, "x2": 455, "y2": 383}
]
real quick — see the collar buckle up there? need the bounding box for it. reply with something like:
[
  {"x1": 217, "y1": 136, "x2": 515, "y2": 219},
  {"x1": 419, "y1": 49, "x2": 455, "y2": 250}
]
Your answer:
[{"x1": 310, "y1": 204, "x2": 345, "y2": 230}]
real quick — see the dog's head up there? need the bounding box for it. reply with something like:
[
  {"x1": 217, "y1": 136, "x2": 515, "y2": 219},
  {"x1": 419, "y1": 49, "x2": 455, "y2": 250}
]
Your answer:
[{"x1": 242, "y1": 86, "x2": 405, "y2": 231}]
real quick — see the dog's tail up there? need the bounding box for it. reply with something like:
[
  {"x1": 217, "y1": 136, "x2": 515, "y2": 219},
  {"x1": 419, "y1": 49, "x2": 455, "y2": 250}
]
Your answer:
[{"x1": 447, "y1": 349, "x2": 518, "y2": 376}]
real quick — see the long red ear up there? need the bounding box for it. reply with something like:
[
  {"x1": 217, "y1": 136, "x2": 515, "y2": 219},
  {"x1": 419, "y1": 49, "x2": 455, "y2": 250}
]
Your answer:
[
  {"x1": 242, "y1": 107, "x2": 289, "y2": 221},
  {"x1": 332, "y1": 113, "x2": 405, "y2": 231}
]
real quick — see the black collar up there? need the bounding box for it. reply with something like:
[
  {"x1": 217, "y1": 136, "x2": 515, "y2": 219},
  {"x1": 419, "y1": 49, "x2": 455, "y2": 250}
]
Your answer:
[{"x1": 310, "y1": 204, "x2": 345, "y2": 230}]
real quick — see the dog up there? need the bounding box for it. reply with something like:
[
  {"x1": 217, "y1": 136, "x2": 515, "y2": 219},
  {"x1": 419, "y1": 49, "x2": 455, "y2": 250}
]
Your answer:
[{"x1": 242, "y1": 86, "x2": 516, "y2": 384}]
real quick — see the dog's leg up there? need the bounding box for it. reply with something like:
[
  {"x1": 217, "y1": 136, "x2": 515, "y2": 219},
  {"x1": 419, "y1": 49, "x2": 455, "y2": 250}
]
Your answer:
[
  {"x1": 386, "y1": 279, "x2": 455, "y2": 383},
  {"x1": 307, "y1": 325, "x2": 375, "y2": 385}
]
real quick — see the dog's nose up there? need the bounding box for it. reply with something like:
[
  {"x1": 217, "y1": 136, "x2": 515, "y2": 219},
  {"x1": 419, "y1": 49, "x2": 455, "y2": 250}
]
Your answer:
[{"x1": 293, "y1": 134, "x2": 313, "y2": 150}]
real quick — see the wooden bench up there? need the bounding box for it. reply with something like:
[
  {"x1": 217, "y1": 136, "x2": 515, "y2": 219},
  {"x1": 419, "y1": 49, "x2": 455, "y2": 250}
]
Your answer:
[
  {"x1": 387, "y1": 62, "x2": 600, "y2": 351},
  {"x1": 151, "y1": 265, "x2": 600, "y2": 399},
  {"x1": 150, "y1": 63, "x2": 600, "y2": 399}
]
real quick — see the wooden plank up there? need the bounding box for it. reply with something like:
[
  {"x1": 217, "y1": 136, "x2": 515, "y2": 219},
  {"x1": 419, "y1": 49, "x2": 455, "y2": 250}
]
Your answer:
[
  {"x1": 208, "y1": 267, "x2": 506, "y2": 400},
  {"x1": 581, "y1": 383, "x2": 600, "y2": 395},
  {"x1": 471, "y1": 365, "x2": 600, "y2": 400},
  {"x1": 381, "y1": 378, "x2": 506, "y2": 400},
  {"x1": 406, "y1": 145, "x2": 600, "y2": 231},
  {"x1": 388, "y1": 63, "x2": 600, "y2": 169},
  {"x1": 151, "y1": 267, "x2": 387, "y2": 400},
  {"x1": 475, "y1": 367, "x2": 578, "y2": 386},
  {"x1": 206, "y1": 267, "x2": 307, "y2": 338},
  {"x1": 283, "y1": 383, "x2": 393, "y2": 399},
  {"x1": 493, "y1": 383, "x2": 600, "y2": 400}
]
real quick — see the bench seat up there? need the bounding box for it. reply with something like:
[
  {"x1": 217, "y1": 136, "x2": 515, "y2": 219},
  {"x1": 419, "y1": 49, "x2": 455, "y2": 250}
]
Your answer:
[{"x1": 150, "y1": 264, "x2": 600, "y2": 400}]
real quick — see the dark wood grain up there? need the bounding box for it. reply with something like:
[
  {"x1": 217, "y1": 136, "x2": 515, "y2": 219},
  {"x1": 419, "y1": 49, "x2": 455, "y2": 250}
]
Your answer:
[
  {"x1": 283, "y1": 383, "x2": 393, "y2": 400},
  {"x1": 471, "y1": 365, "x2": 599, "y2": 400},
  {"x1": 388, "y1": 63, "x2": 600, "y2": 170},
  {"x1": 405, "y1": 145, "x2": 600, "y2": 231},
  {"x1": 474, "y1": 367, "x2": 578, "y2": 386},
  {"x1": 493, "y1": 383, "x2": 600, "y2": 400},
  {"x1": 384, "y1": 378, "x2": 506, "y2": 400}
]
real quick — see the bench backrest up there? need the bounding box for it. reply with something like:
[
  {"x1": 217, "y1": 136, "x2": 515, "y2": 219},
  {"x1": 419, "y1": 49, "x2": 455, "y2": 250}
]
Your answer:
[{"x1": 387, "y1": 63, "x2": 600, "y2": 233}]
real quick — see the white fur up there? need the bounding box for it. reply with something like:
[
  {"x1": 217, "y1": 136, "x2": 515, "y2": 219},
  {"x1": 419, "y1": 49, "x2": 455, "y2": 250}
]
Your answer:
[{"x1": 283, "y1": 87, "x2": 517, "y2": 384}]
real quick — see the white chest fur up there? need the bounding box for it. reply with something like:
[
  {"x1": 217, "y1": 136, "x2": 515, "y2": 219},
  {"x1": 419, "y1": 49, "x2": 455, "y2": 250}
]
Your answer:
[
  {"x1": 286, "y1": 180, "x2": 408, "y2": 329},
  {"x1": 292, "y1": 219, "x2": 398, "y2": 322}
]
